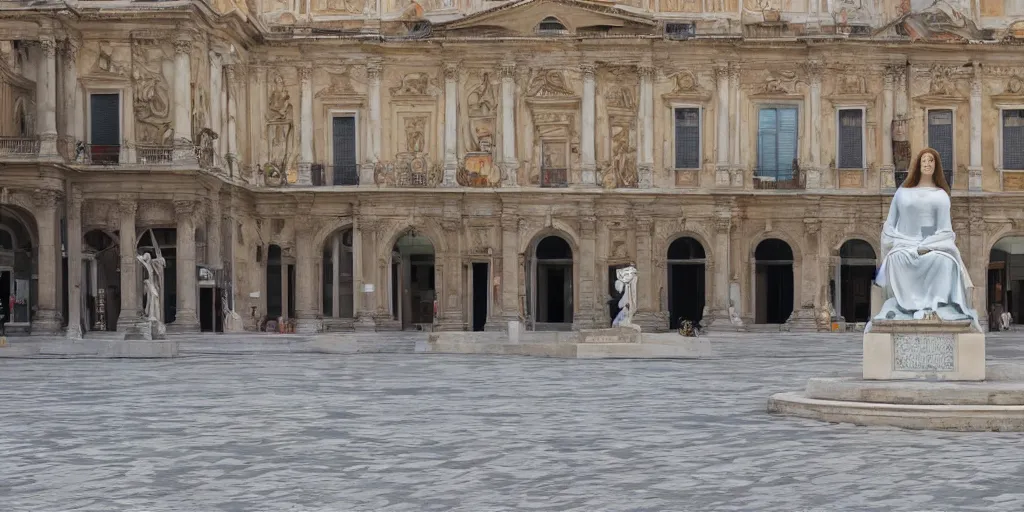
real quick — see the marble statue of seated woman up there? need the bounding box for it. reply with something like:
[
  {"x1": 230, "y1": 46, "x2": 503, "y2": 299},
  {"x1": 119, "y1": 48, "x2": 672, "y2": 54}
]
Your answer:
[{"x1": 871, "y1": 147, "x2": 979, "y2": 331}]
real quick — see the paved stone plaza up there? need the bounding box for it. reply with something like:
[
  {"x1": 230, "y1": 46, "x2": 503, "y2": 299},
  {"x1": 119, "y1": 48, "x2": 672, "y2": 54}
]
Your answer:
[{"x1": 2, "y1": 332, "x2": 1024, "y2": 512}]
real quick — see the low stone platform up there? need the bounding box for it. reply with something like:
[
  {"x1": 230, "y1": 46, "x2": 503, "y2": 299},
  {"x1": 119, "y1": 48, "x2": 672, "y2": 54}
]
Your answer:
[
  {"x1": 38, "y1": 339, "x2": 179, "y2": 358},
  {"x1": 864, "y1": 319, "x2": 984, "y2": 381},
  {"x1": 767, "y1": 363, "x2": 1024, "y2": 431},
  {"x1": 421, "y1": 329, "x2": 711, "y2": 359}
]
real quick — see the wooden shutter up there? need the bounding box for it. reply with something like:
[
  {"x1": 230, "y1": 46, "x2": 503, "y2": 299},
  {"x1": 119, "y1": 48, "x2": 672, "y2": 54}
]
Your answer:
[
  {"x1": 757, "y1": 108, "x2": 778, "y2": 175},
  {"x1": 776, "y1": 107, "x2": 798, "y2": 179},
  {"x1": 1003, "y1": 109, "x2": 1024, "y2": 170},
  {"x1": 90, "y1": 94, "x2": 120, "y2": 146},
  {"x1": 674, "y1": 107, "x2": 700, "y2": 169},
  {"x1": 838, "y1": 109, "x2": 863, "y2": 169}
]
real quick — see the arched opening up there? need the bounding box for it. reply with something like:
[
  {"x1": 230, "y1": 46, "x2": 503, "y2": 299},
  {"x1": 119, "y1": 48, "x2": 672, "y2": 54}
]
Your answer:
[
  {"x1": 0, "y1": 205, "x2": 36, "y2": 333},
  {"x1": 667, "y1": 236, "x2": 706, "y2": 329},
  {"x1": 137, "y1": 228, "x2": 177, "y2": 324},
  {"x1": 390, "y1": 231, "x2": 435, "y2": 331},
  {"x1": 836, "y1": 239, "x2": 876, "y2": 323},
  {"x1": 536, "y1": 16, "x2": 568, "y2": 34},
  {"x1": 988, "y1": 236, "x2": 1024, "y2": 331},
  {"x1": 82, "y1": 229, "x2": 119, "y2": 332},
  {"x1": 265, "y1": 244, "x2": 295, "y2": 331},
  {"x1": 754, "y1": 238, "x2": 794, "y2": 324},
  {"x1": 529, "y1": 235, "x2": 573, "y2": 330},
  {"x1": 321, "y1": 228, "x2": 354, "y2": 328}
]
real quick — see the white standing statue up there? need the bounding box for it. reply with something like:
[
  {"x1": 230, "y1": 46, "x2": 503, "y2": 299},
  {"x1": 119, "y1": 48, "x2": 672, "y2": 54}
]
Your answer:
[
  {"x1": 137, "y1": 229, "x2": 168, "y2": 330},
  {"x1": 612, "y1": 264, "x2": 640, "y2": 331},
  {"x1": 872, "y1": 148, "x2": 979, "y2": 331},
  {"x1": 142, "y1": 278, "x2": 160, "y2": 321}
]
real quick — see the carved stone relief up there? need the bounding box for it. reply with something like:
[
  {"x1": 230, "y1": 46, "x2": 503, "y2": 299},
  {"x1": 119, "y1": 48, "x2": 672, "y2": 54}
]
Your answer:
[
  {"x1": 403, "y1": 116, "x2": 427, "y2": 153},
  {"x1": 131, "y1": 40, "x2": 172, "y2": 144},
  {"x1": 928, "y1": 65, "x2": 959, "y2": 96},
  {"x1": 836, "y1": 73, "x2": 867, "y2": 95},
  {"x1": 266, "y1": 70, "x2": 296, "y2": 176},
  {"x1": 315, "y1": 69, "x2": 359, "y2": 97},
  {"x1": 466, "y1": 72, "x2": 496, "y2": 153},
  {"x1": 390, "y1": 72, "x2": 438, "y2": 96},
  {"x1": 90, "y1": 41, "x2": 129, "y2": 77},
  {"x1": 762, "y1": 70, "x2": 800, "y2": 94},
  {"x1": 1007, "y1": 75, "x2": 1024, "y2": 95},
  {"x1": 526, "y1": 70, "x2": 575, "y2": 97},
  {"x1": 314, "y1": 0, "x2": 367, "y2": 14},
  {"x1": 669, "y1": 70, "x2": 702, "y2": 94}
]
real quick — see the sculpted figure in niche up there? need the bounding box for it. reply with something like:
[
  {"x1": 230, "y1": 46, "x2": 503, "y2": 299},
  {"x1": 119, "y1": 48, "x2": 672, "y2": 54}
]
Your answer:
[
  {"x1": 606, "y1": 86, "x2": 636, "y2": 110},
  {"x1": 268, "y1": 73, "x2": 294, "y2": 122},
  {"x1": 467, "y1": 72, "x2": 497, "y2": 116},
  {"x1": 928, "y1": 66, "x2": 957, "y2": 96},
  {"x1": 872, "y1": 148, "x2": 979, "y2": 331},
  {"x1": 612, "y1": 264, "x2": 640, "y2": 330},
  {"x1": 132, "y1": 44, "x2": 172, "y2": 144},
  {"x1": 405, "y1": 117, "x2": 426, "y2": 153}
]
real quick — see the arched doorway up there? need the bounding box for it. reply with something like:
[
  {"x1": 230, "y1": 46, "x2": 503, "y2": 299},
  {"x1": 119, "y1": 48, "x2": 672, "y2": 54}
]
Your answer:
[
  {"x1": 529, "y1": 235, "x2": 573, "y2": 330},
  {"x1": 391, "y1": 231, "x2": 435, "y2": 330},
  {"x1": 837, "y1": 239, "x2": 876, "y2": 323},
  {"x1": 265, "y1": 244, "x2": 295, "y2": 329},
  {"x1": 667, "y1": 236, "x2": 706, "y2": 329},
  {"x1": 83, "y1": 229, "x2": 119, "y2": 332},
  {"x1": 754, "y1": 238, "x2": 794, "y2": 324},
  {"x1": 0, "y1": 205, "x2": 36, "y2": 333},
  {"x1": 989, "y1": 236, "x2": 1024, "y2": 331},
  {"x1": 321, "y1": 228, "x2": 354, "y2": 329}
]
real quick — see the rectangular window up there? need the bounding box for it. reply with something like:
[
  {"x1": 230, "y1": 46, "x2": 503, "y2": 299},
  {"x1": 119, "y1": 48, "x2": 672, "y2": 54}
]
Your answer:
[
  {"x1": 331, "y1": 116, "x2": 358, "y2": 185},
  {"x1": 89, "y1": 93, "x2": 120, "y2": 164},
  {"x1": 927, "y1": 109, "x2": 954, "y2": 182},
  {"x1": 757, "y1": 106, "x2": 798, "y2": 180},
  {"x1": 1003, "y1": 109, "x2": 1024, "y2": 170},
  {"x1": 837, "y1": 109, "x2": 864, "y2": 169},
  {"x1": 674, "y1": 107, "x2": 700, "y2": 169}
]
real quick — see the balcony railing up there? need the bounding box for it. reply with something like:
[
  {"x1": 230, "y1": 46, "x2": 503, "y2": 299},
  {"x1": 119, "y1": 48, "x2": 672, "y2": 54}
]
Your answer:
[
  {"x1": 85, "y1": 144, "x2": 121, "y2": 165},
  {"x1": 136, "y1": 144, "x2": 174, "y2": 165},
  {"x1": 753, "y1": 169, "x2": 804, "y2": 190},
  {"x1": 893, "y1": 169, "x2": 952, "y2": 188},
  {"x1": 312, "y1": 163, "x2": 359, "y2": 186},
  {"x1": 541, "y1": 168, "x2": 568, "y2": 188},
  {"x1": 0, "y1": 136, "x2": 39, "y2": 157}
]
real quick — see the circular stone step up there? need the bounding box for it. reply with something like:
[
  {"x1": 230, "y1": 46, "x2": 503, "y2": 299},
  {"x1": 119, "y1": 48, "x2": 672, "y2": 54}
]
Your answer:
[
  {"x1": 804, "y1": 377, "x2": 1024, "y2": 406},
  {"x1": 767, "y1": 392, "x2": 1024, "y2": 432}
]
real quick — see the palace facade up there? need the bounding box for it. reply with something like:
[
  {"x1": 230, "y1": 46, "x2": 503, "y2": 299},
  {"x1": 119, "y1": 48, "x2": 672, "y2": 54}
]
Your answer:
[{"x1": 2, "y1": 0, "x2": 1024, "y2": 335}]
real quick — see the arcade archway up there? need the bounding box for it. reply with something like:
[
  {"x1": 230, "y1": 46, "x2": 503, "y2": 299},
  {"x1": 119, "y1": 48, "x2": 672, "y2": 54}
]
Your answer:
[
  {"x1": 667, "y1": 236, "x2": 706, "y2": 329},
  {"x1": 989, "y1": 236, "x2": 1024, "y2": 331},
  {"x1": 321, "y1": 227, "x2": 354, "y2": 328},
  {"x1": 529, "y1": 235, "x2": 574, "y2": 330},
  {"x1": 82, "y1": 229, "x2": 119, "y2": 332},
  {"x1": 265, "y1": 244, "x2": 295, "y2": 329},
  {"x1": 0, "y1": 205, "x2": 36, "y2": 333},
  {"x1": 754, "y1": 238, "x2": 794, "y2": 324},
  {"x1": 836, "y1": 239, "x2": 876, "y2": 323},
  {"x1": 390, "y1": 231, "x2": 435, "y2": 330}
]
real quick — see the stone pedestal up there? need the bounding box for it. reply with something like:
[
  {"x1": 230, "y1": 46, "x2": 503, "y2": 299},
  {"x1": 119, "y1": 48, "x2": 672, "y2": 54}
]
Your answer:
[
  {"x1": 123, "y1": 318, "x2": 154, "y2": 341},
  {"x1": 863, "y1": 320, "x2": 985, "y2": 381},
  {"x1": 576, "y1": 326, "x2": 641, "y2": 344},
  {"x1": 507, "y1": 320, "x2": 521, "y2": 343}
]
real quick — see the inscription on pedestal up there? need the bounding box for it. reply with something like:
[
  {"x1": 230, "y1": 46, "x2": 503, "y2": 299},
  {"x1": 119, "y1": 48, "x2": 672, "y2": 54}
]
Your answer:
[{"x1": 892, "y1": 334, "x2": 955, "y2": 372}]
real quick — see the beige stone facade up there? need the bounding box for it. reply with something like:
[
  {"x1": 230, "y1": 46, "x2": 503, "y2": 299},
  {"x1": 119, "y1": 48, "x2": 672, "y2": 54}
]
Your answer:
[{"x1": 3, "y1": 0, "x2": 1024, "y2": 335}]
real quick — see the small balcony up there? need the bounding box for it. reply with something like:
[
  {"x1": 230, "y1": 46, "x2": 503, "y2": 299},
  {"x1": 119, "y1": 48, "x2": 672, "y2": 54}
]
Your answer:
[
  {"x1": 83, "y1": 144, "x2": 121, "y2": 165},
  {"x1": 312, "y1": 163, "x2": 360, "y2": 186},
  {"x1": 753, "y1": 169, "x2": 805, "y2": 190},
  {"x1": 541, "y1": 168, "x2": 568, "y2": 188},
  {"x1": 135, "y1": 144, "x2": 174, "y2": 165},
  {"x1": 0, "y1": 136, "x2": 39, "y2": 158}
]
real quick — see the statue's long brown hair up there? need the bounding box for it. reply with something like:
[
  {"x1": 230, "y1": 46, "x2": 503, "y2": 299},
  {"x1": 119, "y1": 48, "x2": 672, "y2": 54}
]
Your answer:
[{"x1": 902, "y1": 147, "x2": 951, "y2": 196}]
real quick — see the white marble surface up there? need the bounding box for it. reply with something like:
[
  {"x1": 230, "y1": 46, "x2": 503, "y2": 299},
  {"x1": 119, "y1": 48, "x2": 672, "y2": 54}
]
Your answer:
[{"x1": 1, "y1": 331, "x2": 1024, "y2": 511}]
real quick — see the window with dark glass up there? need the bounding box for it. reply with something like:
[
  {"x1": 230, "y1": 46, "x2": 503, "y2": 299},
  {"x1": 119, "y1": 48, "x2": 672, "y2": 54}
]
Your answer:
[
  {"x1": 332, "y1": 116, "x2": 358, "y2": 185},
  {"x1": 89, "y1": 93, "x2": 120, "y2": 164},
  {"x1": 837, "y1": 109, "x2": 864, "y2": 169},
  {"x1": 927, "y1": 109, "x2": 954, "y2": 176},
  {"x1": 1003, "y1": 109, "x2": 1024, "y2": 170},
  {"x1": 674, "y1": 107, "x2": 700, "y2": 169}
]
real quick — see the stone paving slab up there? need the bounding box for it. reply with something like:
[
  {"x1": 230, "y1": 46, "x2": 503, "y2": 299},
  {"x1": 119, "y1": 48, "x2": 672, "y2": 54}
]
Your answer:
[{"x1": 0, "y1": 332, "x2": 1023, "y2": 511}]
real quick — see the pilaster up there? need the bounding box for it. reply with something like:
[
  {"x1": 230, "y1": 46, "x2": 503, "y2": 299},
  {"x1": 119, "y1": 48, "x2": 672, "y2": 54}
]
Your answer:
[
  {"x1": 714, "y1": 62, "x2": 731, "y2": 187},
  {"x1": 498, "y1": 58, "x2": 519, "y2": 186},
  {"x1": 224, "y1": 65, "x2": 240, "y2": 174},
  {"x1": 363, "y1": 61, "x2": 382, "y2": 185},
  {"x1": 968, "y1": 62, "x2": 983, "y2": 192},
  {"x1": 804, "y1": 59, "x2": 823, "y2": 189},
  {"x1": 436, "y1": 218, "x2": 464, "y2": 330},
  {"x1": 169, "y1": 200, "x2": 199, "y2": 333},
  {"x1": 574, "y1": 209, "x2": 599, "y2": 329},
  {"x1": 32, "y1": 189, "x2": 62, "y2": 334},
  {"x1": 632, "y1": 215, "x2": 661, "y2": 331},
  {"x1": 37, "y1": 36, "x2": 59, "y2": 158},
  {"x1": 580, "y1": 63, "x2": 597, "y2": 186},
  {"x1": 209, "y1": 50, "x2": 224, "y2": 158},
  {"x1": 172, "y1": 37, "x2": 197, "y2": 165},
  {"x1": 66, "y1": 189, "x2": 83, "y2": 339},
  {"x1": 293, "y1": 214, "x2": 319, "y2": 333},
  {"x1": 353, "y1": 215, "x2": 377, "y2": 331},
  {"x1": 441, "y1": 62, "x2": 460, "y2": 187},
  {"x1": 880, "y1": 66, "x2": 896, "y2": 188},
  {"x1": 500, "y1": 212, "x2": 520, "y2": 323},
  {"x1": 298, "y1": 65, "x2": 314, "y2": 186},
  {"x1": 60, "y1": 37, "x2": 81, "y2": 153},
  {"x1": 638, "y1": 62, "x2": 655, "y2": 189},
  {"x1": 706, "y1": 207, "x2": 734, "y2": 329},
  {"x1": 116, "y1": 199, "x2": 139, "y2": 333}
]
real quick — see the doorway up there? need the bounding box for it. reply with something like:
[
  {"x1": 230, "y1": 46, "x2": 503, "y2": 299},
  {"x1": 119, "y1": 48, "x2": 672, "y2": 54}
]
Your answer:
[
  {"x1": 838, "y1": 239, "x2": 876, "y2": 323},
  {"x1": 667, "y1": 237, "x2": 706, "y2": 329},
  {"x1": 531, "y1": 235, "x2": 573, "y2": 330},
  {"x1": 392, "y1": 232, "x2": 436, "y2": 330},
  {"x1": 754, "y1": 239, "x2": 794, "y2": 324},
  {"x1": 472, "y1": 262, "x2": 488, "y2": 331},
  {"x1": 0, "y1": 270, "x2": 9, "y2": 324},
  {"x1": 199, "y1": 287, "x2": 214, "y2": 332}
]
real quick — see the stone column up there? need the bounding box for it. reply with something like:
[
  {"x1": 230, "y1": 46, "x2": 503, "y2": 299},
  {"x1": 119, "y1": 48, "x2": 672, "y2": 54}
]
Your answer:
[
  {"x1": 332, "y1": 233, "x2": 341, "y2": 317},
  {"x1": 171, "y1": 200, "x2": 199, "y2": 332},
  {"x1": 209, "y1": 50, "x2": 223, "y2": 157},
  {"x1": 172, "y1": 37, "x2": 196, "y2": 164},
  {"x1": 806, "y1": 60, "x2": 823, "y2": 189},
  {"x1": 499, "y1": 59, "x2": 518, "y2": 186},
  {"x1": 116, "y1": 200, "x2": 138, "y2": 332},
  {"x1": 294, "y1": 215, "x2": 318, "y2": 332},
  {"x1": 730, "y1": 65, "x2": 741, "y2": 166},
  {"x1": 37, "y1": 36, "x2": 59, "y2": 157},
  {"x1": 580, "y1": 63, "x2": 597, "y2": 186},
  {"x1": 714, "y1": 63, "x2": 730, "y2": 185},
  {"x1": 500, "y1": 213, "x2": 519, "y2": 323},
  {"x1": 969, "y1": 62, "x2": 983, "y2": 191},
  {"x1": 880, "y1": 67, "x2": 896, "y2": 188},
  {"x1": 298, "y1": 66, "x2": 314, "y2": 186},
  {"x1": 436, "y1": 220, "x2": 463, "y2": 330},
  {"x1": 353, "y1": 215, "x2": 377, "y2": 330},
  {"x1": 31, "y1": 190, "x2": 62, "y2": 334},
  {"x1": 225, "y1": 65, "x2": 239, "y2": 171},
  {"x1": 574, "y1": 211, "x2": 598, "y2": 329},
  {"x1": 441, "y1": 62, "x2": 459, "y2": 187},
  {"x1": 362, "y1": 62, "x2": 382, "y2": 185},
  {"x1": 66, "y1": 189, "x2": 84, "y2": 338},
  {"x1": 632, "y1": 216, "x2": 659, "y2": 330},
  {"x1": 707, "y1": 211, "x2": 733, "y2": 329},
  {"x1": 638, "y1": 63, "x2": 655, "y2": 189},
  {"x1": 208, "y1": 195, "x2": 222, "y2": 269},
  {"x1": 60, "y1": 38, "x2": 80, "y2": 155}
]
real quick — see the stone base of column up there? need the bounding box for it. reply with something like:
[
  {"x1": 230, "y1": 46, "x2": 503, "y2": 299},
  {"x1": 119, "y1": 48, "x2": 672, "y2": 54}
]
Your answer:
[
  {"x1": 38, "y1": 133, "x2": 59, "y2": 159},
  {"x1": 374, "y1": 314, "x2": 401, "y2": 331},
  {"x1": 784, "y1": 307, "x2": 819, "y2": 332},
  {"x1": 360, "y1": 162, "x2": 376, "y2": 186},
  {"x1": 167, "y1": 310, "x2": 200, "y2": 333},
  {"x1": 31, "y1": 309, "x2": 62, "y2": 336},
  {"x1": 484, "y1": 318, "x2": 507, "y2": 332},
  {"x1": 968, "y1": 166, "x2": 983, "y2": 191},
  {"x1": 441, "y1": 160, "x2": 459, "y2": 187},
  {"x1": 638, "y1": 163, "x2": 654, "y2": 189},
  {"x1": 66, "y1": 323, "x2": 83, "y2": 340},
  {"x1": 117, "y1": 312, "x2": 140, "y2": 334},
  {"x1": 354, "y1": 312, "x2": 377, "y2": 332},
  {"x1": 633, "y1": 311, "x2": 665, "y2": 332},
  {"x1": 879, "y1": 164, "x2": 896, "y2": 189},
  {"x1": 294, "y1": 317, "x2": 321, "y2": 334},
  {"x1": 435, "y1": 313, "x2": 465, "y2": 331},
  {"x1": 500, "y1": 160, "x2": 519, "y2": 187},
  {"x1": 804, "y1": 167, "x2": 824, "y2": 189},
  {"x1": 580, "y1": 164, "x2": 598, "y2": 187},
  {"x1": 715, "y1": 165, "x2": 732, "y2": 187},
  {"x1": 704, "y1": 307, "x2": 743, "y2": 331},
  {"x1": 297, "y1": 161, "x2": 313, "y2": 186},
  {"x1": 172, "y1": 138, "x2": 198, "y2": 167}
]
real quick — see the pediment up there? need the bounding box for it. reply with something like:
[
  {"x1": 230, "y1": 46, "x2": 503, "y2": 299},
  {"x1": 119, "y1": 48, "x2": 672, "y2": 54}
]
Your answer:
[{"x1": 437, "y1": 0, "x2": 655, "y2": 36}]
